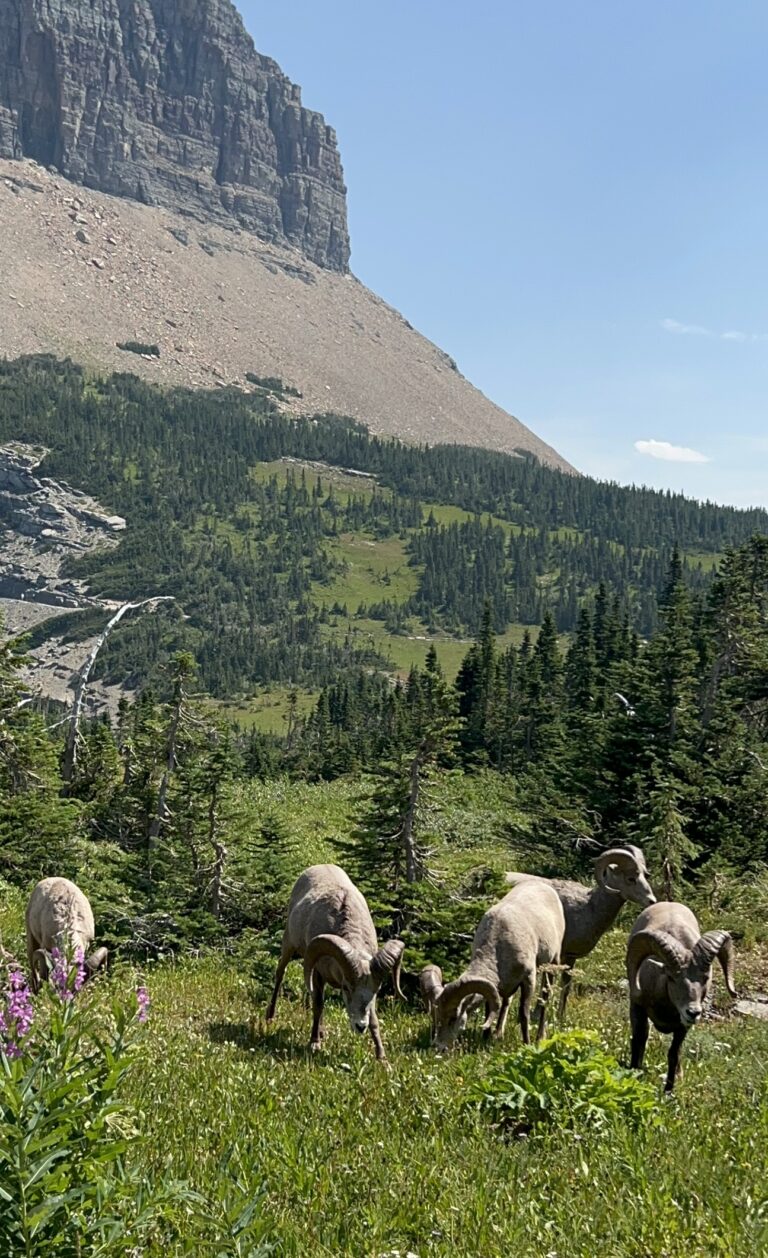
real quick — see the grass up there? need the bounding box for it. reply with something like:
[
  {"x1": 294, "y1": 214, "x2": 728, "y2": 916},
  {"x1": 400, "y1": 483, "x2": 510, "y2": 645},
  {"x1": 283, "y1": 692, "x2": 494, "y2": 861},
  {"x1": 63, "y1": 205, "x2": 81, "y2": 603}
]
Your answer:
[
  {"x1": 130, "y1": 941, "x2": 767, "y2": 1256},
  {"x1": 321, "y1": 617, "x2": 532, "y2": 680},
  {"x1": 208, "y1": 690, "x2": 318, "y2": 734},
  {"x1": 313, "y1": 533, "x2": 419, "y2": 610},
  {"x1": 33, "y1": 941, "x2": 768, "y2": 1256},
  {"x1": 1, "y1": 786, "x2": 767, "y2": 1256}
]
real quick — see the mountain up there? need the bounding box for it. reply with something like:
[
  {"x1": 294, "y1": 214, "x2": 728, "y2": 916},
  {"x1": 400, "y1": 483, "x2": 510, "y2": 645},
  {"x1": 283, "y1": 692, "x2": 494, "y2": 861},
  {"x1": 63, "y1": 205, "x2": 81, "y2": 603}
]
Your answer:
[
  {"x1": 0, "y1": 0, "x2": 573, "y2": 470},
  {"x1": 0, "y1": 0, "x2": 349, "y2": 270}
]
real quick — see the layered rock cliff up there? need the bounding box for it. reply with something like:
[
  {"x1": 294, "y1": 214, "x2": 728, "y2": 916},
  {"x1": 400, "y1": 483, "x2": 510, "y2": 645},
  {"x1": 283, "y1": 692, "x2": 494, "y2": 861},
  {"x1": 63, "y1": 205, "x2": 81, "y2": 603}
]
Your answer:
[{"x1": 0, "y1": 0, "x2": 350, "y2": 270}]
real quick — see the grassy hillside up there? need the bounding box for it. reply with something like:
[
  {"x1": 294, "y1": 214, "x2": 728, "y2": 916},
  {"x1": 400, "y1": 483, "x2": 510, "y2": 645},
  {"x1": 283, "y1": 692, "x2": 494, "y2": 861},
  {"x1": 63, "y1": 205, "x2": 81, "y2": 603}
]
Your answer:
[{"x1": 3, "y1": 355, "x2": 768, "y2": 711}]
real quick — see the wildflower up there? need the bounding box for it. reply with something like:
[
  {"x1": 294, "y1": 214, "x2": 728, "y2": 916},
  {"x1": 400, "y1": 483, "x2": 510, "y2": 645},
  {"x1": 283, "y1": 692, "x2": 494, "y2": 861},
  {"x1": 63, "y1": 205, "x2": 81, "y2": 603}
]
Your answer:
[
  {"x1": 136, "y1": 987, "x2": 150, "y2": 1023},
  {"x1": 0, "y1": 966, "x2": 34, "y2": 1058},
  {"x1": 50, "y1": 946, "x2": 86, "y2": 1001}
]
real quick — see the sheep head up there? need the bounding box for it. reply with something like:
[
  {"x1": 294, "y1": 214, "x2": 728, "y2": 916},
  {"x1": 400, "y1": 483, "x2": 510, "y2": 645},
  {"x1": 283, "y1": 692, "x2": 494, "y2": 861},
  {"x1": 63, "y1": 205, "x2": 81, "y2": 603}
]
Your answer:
[
  {"x1": 595, "y1": 846, "x2": 655, "y2": 909},
  {"x1": 433, "y1": 976, "x2": 500, "y2": 1051},
  {"x1": 304, "y1": 934, "x2": 405, "y2": 1036},
  {"x1": 31, "y1": 944, "x2": 109, "y2": 991},
  {"x1": 627, "y1": 926, "x2": 735, "y2": 1027}
]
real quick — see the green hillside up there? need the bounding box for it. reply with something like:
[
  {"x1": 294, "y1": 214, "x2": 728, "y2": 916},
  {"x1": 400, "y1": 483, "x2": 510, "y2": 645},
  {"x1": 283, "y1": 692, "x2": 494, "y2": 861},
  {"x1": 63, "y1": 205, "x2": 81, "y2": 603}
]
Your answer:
[{"x1": 2, "y1": 355, "x2": 767, "y2": 712}]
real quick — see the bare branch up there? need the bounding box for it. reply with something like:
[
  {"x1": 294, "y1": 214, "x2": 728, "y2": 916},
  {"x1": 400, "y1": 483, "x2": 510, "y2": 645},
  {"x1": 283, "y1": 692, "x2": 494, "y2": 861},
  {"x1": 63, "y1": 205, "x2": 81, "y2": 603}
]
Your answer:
[{"x1": 62, "y1": 597, "x2": 177, "y2": 783}]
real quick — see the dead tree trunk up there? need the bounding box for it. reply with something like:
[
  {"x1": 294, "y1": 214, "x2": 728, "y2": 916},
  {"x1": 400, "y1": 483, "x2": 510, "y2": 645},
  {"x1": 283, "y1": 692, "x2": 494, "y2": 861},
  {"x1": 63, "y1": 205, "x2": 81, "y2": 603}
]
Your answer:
[
  {"x1": 403, "y1": 747, "x2": 424, "y2": 885},
  {"x1": 62, "y1": 597, "x2": 175, "y2": 784}
]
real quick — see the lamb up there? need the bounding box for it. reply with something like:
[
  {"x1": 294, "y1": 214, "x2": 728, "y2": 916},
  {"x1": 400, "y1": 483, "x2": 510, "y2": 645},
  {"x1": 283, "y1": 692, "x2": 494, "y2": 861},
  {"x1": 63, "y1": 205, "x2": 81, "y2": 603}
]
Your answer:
[
  {"x1": 505, "y1": 845, "x2": 656, "y2": 1018},
  {"x1": 266, "y1": 864, "x2": 404, "y2": 1060},
  {"x1": 26, "y1": 877, "x2": 109, "y2": 993},
  {"x1": 626, "y1": 901, "x2": 737, "y2": 1092},
  {"x1": 429, "y1": 879, "x2": 566, "y2": 1051}
]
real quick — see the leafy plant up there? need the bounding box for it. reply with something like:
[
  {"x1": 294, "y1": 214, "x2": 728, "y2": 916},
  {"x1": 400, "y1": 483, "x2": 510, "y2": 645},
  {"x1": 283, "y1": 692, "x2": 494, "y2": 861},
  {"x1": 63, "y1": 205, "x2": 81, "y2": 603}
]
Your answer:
[
  {"x1": 468, "y1": 1030, "x2": 660, "y2": 1135},
  {"x1": 0, "y1": 960, "x2": 151, "y2": 1255}
]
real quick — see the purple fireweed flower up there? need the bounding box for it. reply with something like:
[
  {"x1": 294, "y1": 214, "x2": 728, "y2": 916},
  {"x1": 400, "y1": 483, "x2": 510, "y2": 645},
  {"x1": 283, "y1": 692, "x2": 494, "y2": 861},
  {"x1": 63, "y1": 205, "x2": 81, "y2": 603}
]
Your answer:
[
  {"x1": 136, "y1": 987, "x2": 150, "y2": 1024},
  {"x1": 50, "y1": 946, "x2": 86, "y2": 1001},
  {"x1": 0, "y1": 966, "x2": 34, "y2": 1058}
]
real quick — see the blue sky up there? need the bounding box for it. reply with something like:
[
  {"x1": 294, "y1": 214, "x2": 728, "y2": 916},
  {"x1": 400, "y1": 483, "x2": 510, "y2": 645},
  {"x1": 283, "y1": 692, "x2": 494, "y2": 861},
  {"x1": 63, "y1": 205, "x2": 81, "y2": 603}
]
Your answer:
[{"x1": 242, "y1": 2, "x2": 768, "y2": 508}]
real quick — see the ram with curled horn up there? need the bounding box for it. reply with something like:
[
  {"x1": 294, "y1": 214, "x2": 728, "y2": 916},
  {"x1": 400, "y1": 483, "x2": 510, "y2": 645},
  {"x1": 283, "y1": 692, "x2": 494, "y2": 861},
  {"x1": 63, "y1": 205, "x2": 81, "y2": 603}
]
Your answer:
[
  {"x1": 266, "y1": 865, "x2": 404, "y2": 1060},
  {"x1": 26, "y1": 878, "x2": 109, "y2": 994},
  {"x1": 504, "y1": 843, "x2": 656, "y2": 1020},
  {"x1": 430, "y1": 879, "x2": 565, "y2": 1052},
  {"x1": 626, "y1": 901, "x2": 737, "y2": 1092}
]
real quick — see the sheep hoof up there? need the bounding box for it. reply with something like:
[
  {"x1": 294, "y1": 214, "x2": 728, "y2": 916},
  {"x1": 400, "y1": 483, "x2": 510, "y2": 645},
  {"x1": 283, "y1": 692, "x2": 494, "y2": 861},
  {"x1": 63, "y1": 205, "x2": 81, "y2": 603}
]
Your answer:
[{"x1": 310, "y1": 1040, "x2": 323, "y2": 1054}]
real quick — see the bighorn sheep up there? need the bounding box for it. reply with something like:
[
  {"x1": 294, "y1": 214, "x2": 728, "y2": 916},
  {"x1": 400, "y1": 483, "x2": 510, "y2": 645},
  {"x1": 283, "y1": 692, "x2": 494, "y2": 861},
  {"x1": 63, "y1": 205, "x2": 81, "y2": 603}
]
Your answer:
[
  {"x1": 266, "y1": 864, "x2": 404, "y2": 1060},
  {"x1": 419, "y1": 964, "x2": 484, "y2": 1042},
  {"x1": 430, "y1": 880, "x2": 566, "y2": 1051},
  {"x1": 627, "y1": 901, "x2": 737, "y2": 1092},
  {"x1": 26, "y1": 877, "x2": 109, "y2": 993},
  {"x1": 505, "y1": 845, "x2": 656, "y2": 1018}
]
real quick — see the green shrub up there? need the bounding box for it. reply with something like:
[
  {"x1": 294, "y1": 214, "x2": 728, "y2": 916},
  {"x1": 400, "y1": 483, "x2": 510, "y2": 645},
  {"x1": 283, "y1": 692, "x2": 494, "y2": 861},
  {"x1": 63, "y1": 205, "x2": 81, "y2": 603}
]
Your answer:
[
  {"x1": 117, "y1": 341, "x2": 161, "y2": 358},
  {"x1": 244, "y1": 373, "x2": 302, "y2": 397},
  {"x1": 467, "y1": 1030, "x2": 660, "y2": 1135}
]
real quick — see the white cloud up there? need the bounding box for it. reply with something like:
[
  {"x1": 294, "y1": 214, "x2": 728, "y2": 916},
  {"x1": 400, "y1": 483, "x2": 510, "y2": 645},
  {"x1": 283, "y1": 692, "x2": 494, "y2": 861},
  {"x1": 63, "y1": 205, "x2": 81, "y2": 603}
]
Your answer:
[
  {"x1": 661, "y1": 318, "x2": 712, "y2": 337},
  {"x1": 634, "y1": 439, "x2": 710, "y2": 464},
  {"x1": 661, "y1": 318, "x2": 768, "y2": 343}
]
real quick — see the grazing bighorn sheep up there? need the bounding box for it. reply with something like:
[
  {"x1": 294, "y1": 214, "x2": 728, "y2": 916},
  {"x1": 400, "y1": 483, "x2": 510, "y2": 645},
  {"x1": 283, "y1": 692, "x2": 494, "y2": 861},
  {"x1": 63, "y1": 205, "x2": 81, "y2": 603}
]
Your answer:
[
  {"x1": 26, "y1": 877, "x2": 109, "y2": 993},
  {"x1": 266, "y1": 864, "x2": 404, "y2": 1060},
  {"x1": 430, "y1": 880, "x2": 566, "y2": 1051},
  {"x1": 627, "y1": 901, "x2": 737, "y2": 1092},
  {"x1": 419, "y1": 964, "x2": 484, "y2": 1043},
  {"x1": 505, "y1": 845, "x2": 656, "y2": 1018}
]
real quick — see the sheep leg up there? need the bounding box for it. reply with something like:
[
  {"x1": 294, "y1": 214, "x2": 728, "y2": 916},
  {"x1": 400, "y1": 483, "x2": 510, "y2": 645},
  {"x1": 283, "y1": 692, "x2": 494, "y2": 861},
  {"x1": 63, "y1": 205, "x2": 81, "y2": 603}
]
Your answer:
[
  {"x1": 265, "y1": 946, "x2": 295, "y2": 1021},
  {"x1": 493, "y1": 996, "x2": 512, "y2": 1041},
  {"x1": 309, "y1": 975, "x2": 326, "y2": 1052},
  {"x1": 665, "y1": 1028, "x2": 688, "y2": 1093},
  {"x1": 518, "y1": 976, "x2": 534, "y2": 1046},
  {"x1": 481, "y1": 1001, "x2": 496, "y2": 1039},
  {"x1": 535, "y1": 972, "x2": 554, "y2": 1043},
  {"x1": 557, "y1": 954, "x2": 576, "y2": 1022},
  {"x1": 368, "y1": 1003, "x2": 386, "y2": 1061},
  {"x1": 27, "y1": 935, "x2": 42, "y2": 995},
  {"x1": 629, "y1": 1003, "x2": 649, "y2": 1070}
]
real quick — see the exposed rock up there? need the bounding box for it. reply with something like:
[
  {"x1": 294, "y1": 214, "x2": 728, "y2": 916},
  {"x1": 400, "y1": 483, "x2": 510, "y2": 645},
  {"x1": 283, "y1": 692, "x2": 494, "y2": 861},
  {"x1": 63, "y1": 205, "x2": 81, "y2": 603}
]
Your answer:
[
  {"x1": 0, "y1": 159, "x2": 575, "y2": 470},
  {"x1": 0, "y1": 0, "x2": 350, "y2": 271},
  {"x1": 0, "y1": 443, "x2": 125, "y2": 609},
  {"x1": 734, "y1": 995, "x2": 768, "y2": 1021}
]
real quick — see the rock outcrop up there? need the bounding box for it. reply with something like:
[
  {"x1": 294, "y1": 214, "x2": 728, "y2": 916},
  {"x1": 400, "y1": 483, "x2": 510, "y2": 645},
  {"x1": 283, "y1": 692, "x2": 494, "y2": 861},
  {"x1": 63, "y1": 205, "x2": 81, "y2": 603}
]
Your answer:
[
  {"x1": 0, "y1": 443, "x2": 125, "y2": 609},
  {"x1": 0, "y1": 0, "x2": 350, "y2": 270}
]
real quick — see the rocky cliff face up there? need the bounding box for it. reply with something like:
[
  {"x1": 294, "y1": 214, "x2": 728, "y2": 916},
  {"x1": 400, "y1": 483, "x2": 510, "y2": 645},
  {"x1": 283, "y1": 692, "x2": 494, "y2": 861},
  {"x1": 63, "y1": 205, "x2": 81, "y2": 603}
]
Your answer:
[{"x1": 0, "y1": 0, "x2": 350, "y2": 270}]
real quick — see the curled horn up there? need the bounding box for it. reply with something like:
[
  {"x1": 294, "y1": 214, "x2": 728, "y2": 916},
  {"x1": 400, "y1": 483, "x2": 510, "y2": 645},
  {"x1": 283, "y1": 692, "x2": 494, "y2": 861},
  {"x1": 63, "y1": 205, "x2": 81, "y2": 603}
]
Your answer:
[
  {"x1": 693, "y1": 931, "x2": 737, "y2": 997},
  {"x1": 303, "y1": 934, "x2": 364, "y2": 993},
  {"x1": 627, "y1": 929, "x2": 690, "y2": 998},
  {"x1": 437, "y1": 976, "x2": 500, "y2": 1016},
  {"x1": 419, "y1": 964, "x2": 444, "y2": 1008},
  {"x1": 594, "y1": 846, "x2": 643, "y2": 883},
  {"x1": 85, "y1": 946, "x2": 109, "y2": 976},
  {"x1": 371, "y1": 939, "x2": 406, "y2": 998}
]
